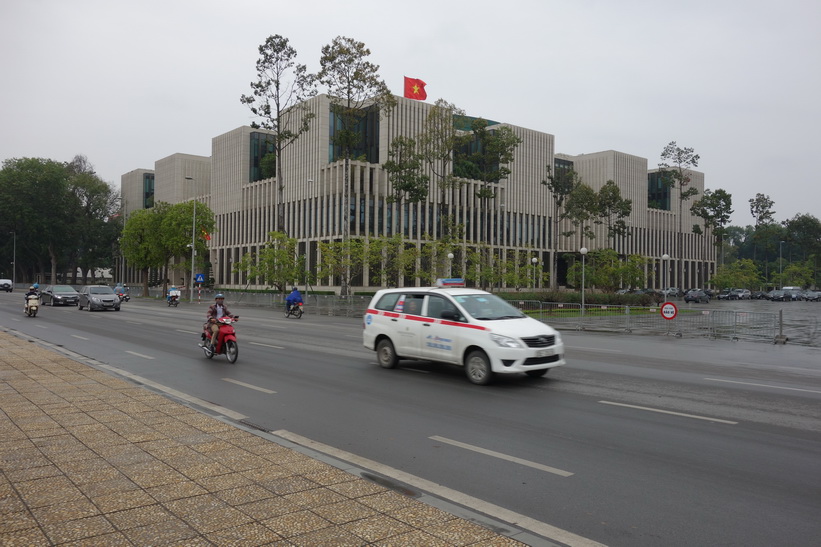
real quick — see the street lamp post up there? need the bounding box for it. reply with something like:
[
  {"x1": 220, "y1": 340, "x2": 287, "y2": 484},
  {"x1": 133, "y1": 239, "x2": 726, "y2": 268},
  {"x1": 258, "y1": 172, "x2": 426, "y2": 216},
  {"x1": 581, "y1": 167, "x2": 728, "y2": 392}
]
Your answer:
[
  {"x1": 779, "y1": 241, "x2": 785, "y2": 289},
  {"x1": 186, "y1": 176, "x2": 196, "y2": 303},
  {"x1": 531, "y1": 257, "x2": 538, "y2": 289},
  {"x1": 447, "y1": 252, "x2": 454, "y2": 278},
  {"x1": 662, "y1": 254, "x2": 670, "y2": 298},
  {"x1": 9, "y1": 231, "x2": 15, "y2": 288},
  {"x1": 580, "y1": 247, "x2": 588, "y2": 315}
]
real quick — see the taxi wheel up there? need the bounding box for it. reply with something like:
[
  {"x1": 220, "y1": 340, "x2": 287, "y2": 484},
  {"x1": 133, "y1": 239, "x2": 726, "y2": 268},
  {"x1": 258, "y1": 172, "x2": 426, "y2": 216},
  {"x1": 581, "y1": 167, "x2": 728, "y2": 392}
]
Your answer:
[
  {"x1": 376, "y1": 339, "x2": 398, "y2": 369},
  {"x1": 465, "y1": 350, "x2": 493, "y2": 385}
]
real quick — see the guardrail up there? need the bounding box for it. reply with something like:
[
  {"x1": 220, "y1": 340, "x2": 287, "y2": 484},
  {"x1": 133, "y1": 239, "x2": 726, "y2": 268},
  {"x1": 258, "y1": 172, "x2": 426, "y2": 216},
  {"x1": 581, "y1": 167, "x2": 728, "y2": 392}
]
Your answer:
[{"x1": 131, "y1": 288, "x2": 819, "y2": 346}]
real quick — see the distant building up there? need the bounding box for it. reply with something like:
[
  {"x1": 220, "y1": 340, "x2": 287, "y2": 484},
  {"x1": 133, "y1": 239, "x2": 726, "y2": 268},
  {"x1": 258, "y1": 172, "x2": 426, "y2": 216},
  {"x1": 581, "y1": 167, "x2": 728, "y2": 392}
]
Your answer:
[{"x1": 122, "y1": 94, "x2": 715, "y2": 292}]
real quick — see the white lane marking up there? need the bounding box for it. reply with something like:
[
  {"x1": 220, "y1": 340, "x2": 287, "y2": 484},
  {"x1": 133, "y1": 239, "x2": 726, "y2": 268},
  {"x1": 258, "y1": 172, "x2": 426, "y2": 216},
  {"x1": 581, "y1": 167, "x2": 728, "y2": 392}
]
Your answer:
[
  {"x1": 568, "y1": 346, "x2": 622, "y2": 353},
  {"x1": 126, "y1": 321, "x2": 143, "y2": 325},
  {"x1": 273, "y1": 430, "x2": 603, "y2": 547},
  {"x1": 222, "y1": 378, "x2": 276, "y2": 394},
  {"x1": 97, "y1": 364, "x2": 246, "y2": 420},
  {"x1": 125, "y1": 350, "x2": 155, "y2": 360},
  {"x1": 71, "y1": 335, "x2": 90, "y2": 340},
  {"x1": 35, "y1": 324, "x2": 48, "y2": 328},
  {"x1": 176, "y1": 329, "x2": 201, "y2": 335},
  {"x1": 599, "y1": 401, "x2": 737, "y2": 424},
  {"x1": 705, "y1": 377, "x2": 821, "y2": 395},
  {"x1": 404, "y1": 368, "x2": 431, "y2": 374},
  {"x1": 250, "y1": 342, "x2": 285, "y2": 349},
  {"x1": 430, "y1": 436, "x2": 574, "y2": 477}
]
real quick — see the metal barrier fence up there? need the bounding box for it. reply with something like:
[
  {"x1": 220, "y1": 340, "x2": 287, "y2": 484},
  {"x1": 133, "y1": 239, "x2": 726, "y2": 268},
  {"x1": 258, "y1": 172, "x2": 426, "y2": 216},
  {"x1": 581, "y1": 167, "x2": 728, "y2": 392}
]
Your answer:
[
  {"x1": 131, "y1": 288, "x2": 819, "y2": 346},
  {"x1": 513, "y1": 300, "x2": 795, "y2": 344}
]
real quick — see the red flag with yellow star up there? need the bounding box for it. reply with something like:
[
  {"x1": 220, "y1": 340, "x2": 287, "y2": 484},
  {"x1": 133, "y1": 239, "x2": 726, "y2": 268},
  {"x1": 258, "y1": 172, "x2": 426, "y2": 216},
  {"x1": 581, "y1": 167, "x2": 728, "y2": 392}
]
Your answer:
[{"x1": 403, "y1": 77, "x2": 427, "y2": 100}]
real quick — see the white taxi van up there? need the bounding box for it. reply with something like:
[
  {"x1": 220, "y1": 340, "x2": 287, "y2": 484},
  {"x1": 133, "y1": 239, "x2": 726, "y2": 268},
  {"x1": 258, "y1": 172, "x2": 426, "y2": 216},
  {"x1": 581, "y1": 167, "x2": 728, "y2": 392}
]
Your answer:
[{"x1": 363, "y1": 282, "x2": 565, "y2": 385}]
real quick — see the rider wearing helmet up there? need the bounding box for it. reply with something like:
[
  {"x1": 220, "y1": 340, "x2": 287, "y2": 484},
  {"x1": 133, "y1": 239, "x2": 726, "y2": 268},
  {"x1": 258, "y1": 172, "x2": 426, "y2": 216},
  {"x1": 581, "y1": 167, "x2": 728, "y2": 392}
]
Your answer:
[
  {"x1": 285, "y1": 286, "x2": 303, "y2": 313},
  {"x1": 25, "y1": 286, "x2": 39, "y2": 311},
  {"x1": 205, "y1": 294, "x2": 233, "y2": 348}
]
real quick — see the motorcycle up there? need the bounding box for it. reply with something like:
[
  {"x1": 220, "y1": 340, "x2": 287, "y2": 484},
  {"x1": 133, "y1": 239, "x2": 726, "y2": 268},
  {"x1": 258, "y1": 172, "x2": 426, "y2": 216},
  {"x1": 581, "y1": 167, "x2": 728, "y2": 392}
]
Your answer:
[
  {"x1": 25, "y1": 294, "x2": 40, "y2": 317},
  {"x1": 117, "y1": 292, "x2": 130, "y2": 303},
  {"x1": 168, "y1": 294, "x2": 179, "y2": 307},
  {"x1": 199, "y1": 316, "x2": 239, "y2": 363},
  {"x1": 285, "y1": 302, "x2": 303, "y2": 319}
]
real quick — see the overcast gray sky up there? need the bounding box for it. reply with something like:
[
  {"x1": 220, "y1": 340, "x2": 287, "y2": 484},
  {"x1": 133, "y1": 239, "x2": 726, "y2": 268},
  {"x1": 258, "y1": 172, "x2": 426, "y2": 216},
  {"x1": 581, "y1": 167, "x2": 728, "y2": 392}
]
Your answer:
[{"x1": 2, "y1": 0, "x2": 819, "y2": 227}]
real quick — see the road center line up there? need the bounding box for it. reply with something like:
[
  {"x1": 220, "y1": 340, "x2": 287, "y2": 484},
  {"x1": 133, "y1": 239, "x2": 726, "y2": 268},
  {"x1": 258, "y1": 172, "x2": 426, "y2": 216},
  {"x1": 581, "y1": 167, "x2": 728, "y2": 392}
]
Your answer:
[
  {"x1": 176, "y1": 329, "x2": 201, "y2": 335},
  {"x1": 704, "y1": 377, "x2": 821, "y2": 394},
  {"x1": 125, "y1": 350, "x2": 155, "y2": 360},
  {"x1": 71, "y1": 335, "x2": 89, "y2": 340},
  {"x1": 222, "y1": 378, "x2": 276, "y2": 394},
  {"x1": 273, "y1": 430, "x2": 601, "y2": 547},
  {"x1": 250, "y1": 341, "x2": 285, "y2": 349},
  {"x1": 599, "y1": 401, "x2": 737, "y2": 424},
  {"x1": 430, "y1": 435, "x2": 574, "y2": 477}
]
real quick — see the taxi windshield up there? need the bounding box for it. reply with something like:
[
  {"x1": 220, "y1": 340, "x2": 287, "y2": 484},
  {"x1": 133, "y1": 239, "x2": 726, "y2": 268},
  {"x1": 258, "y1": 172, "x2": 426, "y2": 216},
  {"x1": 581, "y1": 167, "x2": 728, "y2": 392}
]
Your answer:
[{"x1": 453, "y1": 294, "x2": 525, "y2": 320}]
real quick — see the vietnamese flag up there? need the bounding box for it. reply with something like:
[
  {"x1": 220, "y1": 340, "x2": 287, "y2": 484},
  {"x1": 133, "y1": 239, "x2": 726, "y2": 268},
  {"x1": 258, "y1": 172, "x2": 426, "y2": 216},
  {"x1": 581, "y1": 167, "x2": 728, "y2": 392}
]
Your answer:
[
  {"x1": 404, "y1": 76, "x2": 427, "y2": 100},
  {"x1": 201, "y1": 229, "x2": 211, "y2": 241}
]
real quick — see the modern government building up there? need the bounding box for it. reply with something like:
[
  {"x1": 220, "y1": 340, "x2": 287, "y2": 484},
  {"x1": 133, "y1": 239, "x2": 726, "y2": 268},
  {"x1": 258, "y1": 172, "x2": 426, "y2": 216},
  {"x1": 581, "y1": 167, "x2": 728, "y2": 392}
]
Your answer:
[{"x1": 121, "y1": 94, "x2": 715, "y2": 293}]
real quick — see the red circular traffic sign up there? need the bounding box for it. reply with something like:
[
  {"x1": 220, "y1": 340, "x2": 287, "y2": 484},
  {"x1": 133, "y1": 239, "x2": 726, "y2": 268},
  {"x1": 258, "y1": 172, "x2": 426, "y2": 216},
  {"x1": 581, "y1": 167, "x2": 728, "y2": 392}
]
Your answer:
[{"x1": 660, "y1": 301, "x2": 678, "y2": 320}]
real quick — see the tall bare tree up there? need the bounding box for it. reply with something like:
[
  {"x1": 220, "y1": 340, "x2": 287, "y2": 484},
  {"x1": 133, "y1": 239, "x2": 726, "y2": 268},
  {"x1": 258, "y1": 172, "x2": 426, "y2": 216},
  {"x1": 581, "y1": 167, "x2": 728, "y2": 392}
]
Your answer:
[
  {"x1": 659, "y1": 141, "x2": 700, "y2": 288},
  {"x1": 241, "y1": 34, "x2": 317, "y2": 234},
  {"x1": 542, "y1": 164, "x2": 581, "y2": 288},
  {"x1": 317, "y1": 36, "x2": 396, "y2": 295}
]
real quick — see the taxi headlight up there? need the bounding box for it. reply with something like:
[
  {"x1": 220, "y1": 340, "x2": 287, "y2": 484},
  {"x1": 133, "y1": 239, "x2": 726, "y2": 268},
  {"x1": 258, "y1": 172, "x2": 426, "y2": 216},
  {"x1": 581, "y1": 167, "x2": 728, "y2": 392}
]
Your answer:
[{"x1": 489, "y1": 333, "x2": 523, "y2": 348}]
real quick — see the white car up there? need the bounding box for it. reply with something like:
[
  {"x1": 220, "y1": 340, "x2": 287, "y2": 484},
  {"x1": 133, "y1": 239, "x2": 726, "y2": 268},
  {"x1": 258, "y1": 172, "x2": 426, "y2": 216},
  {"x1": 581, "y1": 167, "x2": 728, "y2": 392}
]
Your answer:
[{"x1": 363, "y1": 285, "x2": 565, "y2": 385}]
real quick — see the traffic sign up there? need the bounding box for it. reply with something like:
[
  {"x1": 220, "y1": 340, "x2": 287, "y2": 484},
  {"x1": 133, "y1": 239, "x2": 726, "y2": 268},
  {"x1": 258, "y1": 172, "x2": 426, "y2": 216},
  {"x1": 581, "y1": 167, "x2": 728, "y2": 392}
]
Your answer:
[
  {"x1": 660, "y1": 301, "x2": 678, "y2": 320},
  {"x1": 195, "y1": 273, "x2": 205, "y2": 283}
]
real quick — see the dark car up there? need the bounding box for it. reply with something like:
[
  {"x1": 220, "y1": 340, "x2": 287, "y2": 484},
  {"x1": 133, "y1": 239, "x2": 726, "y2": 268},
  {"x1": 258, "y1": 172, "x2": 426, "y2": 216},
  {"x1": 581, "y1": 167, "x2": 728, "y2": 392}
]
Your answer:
[
  {"x1": 717, "y1": 288, "x2": 732, "y2": 300},
  {"x1": 768, "y1": 290, "x2": 787, "y2": 301},
  {"x1": 78, "y1": 285, "x2": 120, "y2": 311},
  {"x1": 803, "y1": 290, "x2": 821, "y2": 302},
  {"x1": 41, "y1": 284, "x2": 80, "y2": 306},
  {"x1": 684, "y1": 289, "x2": 710, "y2": 303},
  {"x1": 0, "y1": 279, "x2": 12, "y2": 292}
]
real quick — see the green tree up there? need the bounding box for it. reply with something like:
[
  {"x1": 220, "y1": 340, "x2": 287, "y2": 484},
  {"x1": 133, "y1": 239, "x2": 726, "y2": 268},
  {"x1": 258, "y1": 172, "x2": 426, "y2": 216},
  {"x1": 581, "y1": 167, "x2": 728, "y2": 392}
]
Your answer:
[
  {"x1": 596, "y1": 180, "x2": 632, "y2": 248},
  {"x1": 659, "y1": 141, "x2": 700, "y2": 288},
  {"x1": 418, "y1": 99, "x2": 469, "y2": 224},
  {"x1": 542, "y1": 164, "x2": 581, "y2": 288},
  {"x1": 383, "y1": 136, "x2": 429, "y2": 234},
  {"x1": 691, "y1": 188, "x2": 733, "y2": 265},
  {"x1": 453, "y1": 118, "x2": 521, "y2": 289},
  {"x1": 709, "y1": 258, "x2": 762, "y2": 290},
  {"x1": 161, "y1": 201, "x2": 215, "y2": 291},
  {"x1": 233, "y1": 231, "x2": 302, "y2": 291},
  {"x1": 121, "y1": 207, "x2": 167, "y2": 296},
  {"x1": 241, "y1": 34, "x2": 317, "y2": 234},
  {"x1": 317, "y1": 36, "x2": 396, "y2": 295},
  {"x1": 748, "y1": 192, "x2": 776, "y2": 263},
  {"x1": 782, "y1": 213, "x2": 821, "y2": 287},
  {"x1": 562, "y1": 183, "x2": 599, "y2": 245},
  {"x1": 317, "y1": 237, "x2": 371, "y2": 292},
  {"x1": 778, "y1": 261, "x2": 813, "y2": 288}
]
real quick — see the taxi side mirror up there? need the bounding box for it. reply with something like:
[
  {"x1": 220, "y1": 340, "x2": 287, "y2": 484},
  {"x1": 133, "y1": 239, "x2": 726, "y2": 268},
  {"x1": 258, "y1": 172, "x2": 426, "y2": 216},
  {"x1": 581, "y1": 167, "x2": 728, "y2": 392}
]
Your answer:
[{"x1": 440, "y1": 309, "x2": 460, "y2": 321}]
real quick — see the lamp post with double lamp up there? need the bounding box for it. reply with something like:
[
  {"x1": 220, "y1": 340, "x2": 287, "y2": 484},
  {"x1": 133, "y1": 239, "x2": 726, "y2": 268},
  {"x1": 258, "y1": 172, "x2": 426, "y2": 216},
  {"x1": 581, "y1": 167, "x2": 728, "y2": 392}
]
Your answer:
[
  {"x1": 447, "y1": 252, "x2": 454, "y2": 278},
  {"x1": 531, "y1": 257, "x2": 538, "y2": 289},
  {"x1": 9, "y1": 231, "x2": 15, "y2": 288},
  {"x1": 580, "y1": 247, "x2": 588, "y2": 315},
  {"x1": 662, "y1": 254, "x2": 670, "y2": 298},
  {"x1": 185, "y1": 176, "x2": 196, "y2": 303},
  {"x1": 779, "y1": 241, "x2": 785, "y2": 289}
]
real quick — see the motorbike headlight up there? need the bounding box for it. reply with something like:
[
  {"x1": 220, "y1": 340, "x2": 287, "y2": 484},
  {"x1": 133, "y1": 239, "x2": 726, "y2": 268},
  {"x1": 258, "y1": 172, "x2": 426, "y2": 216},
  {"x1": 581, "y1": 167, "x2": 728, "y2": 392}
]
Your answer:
[{"x1": 489, "y1": 333, "x2": 523, "y2": 348}]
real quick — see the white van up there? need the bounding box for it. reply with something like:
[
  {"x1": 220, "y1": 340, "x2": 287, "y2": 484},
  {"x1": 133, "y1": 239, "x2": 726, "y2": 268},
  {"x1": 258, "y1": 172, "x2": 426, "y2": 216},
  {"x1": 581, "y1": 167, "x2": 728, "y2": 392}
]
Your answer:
[{"x1": 363, "y1": 286, "x2": 565, "y2": 385}]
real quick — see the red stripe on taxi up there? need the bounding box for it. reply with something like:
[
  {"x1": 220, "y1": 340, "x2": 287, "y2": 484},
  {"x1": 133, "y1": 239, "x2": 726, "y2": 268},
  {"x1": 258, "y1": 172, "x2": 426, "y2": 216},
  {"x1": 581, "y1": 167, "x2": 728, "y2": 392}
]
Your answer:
[{"x1": 365, "y1": 309, "x2": 488, "y2": 331}]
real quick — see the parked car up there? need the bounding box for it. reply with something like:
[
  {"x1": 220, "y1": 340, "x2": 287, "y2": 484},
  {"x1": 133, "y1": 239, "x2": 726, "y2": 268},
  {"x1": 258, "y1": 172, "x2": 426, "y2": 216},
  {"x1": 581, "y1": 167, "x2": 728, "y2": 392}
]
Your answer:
[
  {"x1": 768, "y1": 290, "x2": 788, "y2": 302},
  {"x1": 803, "y1": 290, "x2": 821, "y2": 302},
  {"x1": 663, "y1": 287, "x2": 683, "y2": 297},
  {"x1": 751, "y1": 290, "x2": 768, "y2": 300},
  {"x1": 782, "y1": 287, "x2": 804, "y2": 301},
  {"x1": 729, "y1": 288, "x2": 751, "y2": 300},
  {"x1": 41, "y1": 284, "x2": 80, "y2": 306},
  {"x1": 717, "y1": 288, "x2": 733, "y2": 300},
  {"x1": 684, "y1": 289, "x2": 711, "y2": 303},
  {"x1": 78, "y1": 285, "x2": 120, "y2": 311},
  {"x1": 0, "y1": 279, "x2": 12, "y2": 292}
]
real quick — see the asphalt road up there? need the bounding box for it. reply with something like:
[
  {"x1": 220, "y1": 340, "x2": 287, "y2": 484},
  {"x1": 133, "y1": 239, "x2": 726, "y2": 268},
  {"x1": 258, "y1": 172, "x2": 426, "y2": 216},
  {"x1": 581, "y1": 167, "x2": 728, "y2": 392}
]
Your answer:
[{"x1": 2, "y1": 292, "x2": 820, "y2": 547}]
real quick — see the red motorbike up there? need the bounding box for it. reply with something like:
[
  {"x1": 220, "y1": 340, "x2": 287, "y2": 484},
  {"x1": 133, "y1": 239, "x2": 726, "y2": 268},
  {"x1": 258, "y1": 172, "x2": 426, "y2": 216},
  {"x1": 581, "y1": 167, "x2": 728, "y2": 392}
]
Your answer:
[{"x1": 200, "y1": 316, "x2": 239, "y2": 363}]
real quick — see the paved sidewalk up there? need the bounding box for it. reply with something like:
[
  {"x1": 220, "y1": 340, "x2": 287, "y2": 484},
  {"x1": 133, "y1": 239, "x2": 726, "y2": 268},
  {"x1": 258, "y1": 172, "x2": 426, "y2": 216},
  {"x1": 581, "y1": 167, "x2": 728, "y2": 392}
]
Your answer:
[{"x1": 0, "y1": 331, "x2": 530, "y2": 546}]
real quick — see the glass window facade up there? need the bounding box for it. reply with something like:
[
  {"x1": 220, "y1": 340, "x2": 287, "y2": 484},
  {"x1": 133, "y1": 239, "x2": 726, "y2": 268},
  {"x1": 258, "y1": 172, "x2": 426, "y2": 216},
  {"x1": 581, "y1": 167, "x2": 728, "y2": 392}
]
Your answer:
[
  {"x1": 250, "y1": 132, "x2": 276, "y2": 182},
  {"x1": 647, "y1": 172, "x2": 671, "y2": 211},
  {"x1": 143, "y1": 173, "x2": 154, "y2": 208}
]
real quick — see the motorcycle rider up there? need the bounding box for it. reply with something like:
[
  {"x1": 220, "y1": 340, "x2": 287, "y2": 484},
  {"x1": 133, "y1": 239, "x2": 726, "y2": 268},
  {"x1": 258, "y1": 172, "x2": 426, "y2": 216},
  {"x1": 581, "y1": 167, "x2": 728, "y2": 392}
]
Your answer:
[
  {"x1": 24, "y1": 285, "x2": 39, "y2": 312},
  {"x1": 205, "y1": 294, "x2": 233, "y2": 349},
  {"x1": 285, "y1": 286, "x2": 303, "y2": 313},
  {"x1": 167, "y1": 285, "x2": 179, "y2": 304}
]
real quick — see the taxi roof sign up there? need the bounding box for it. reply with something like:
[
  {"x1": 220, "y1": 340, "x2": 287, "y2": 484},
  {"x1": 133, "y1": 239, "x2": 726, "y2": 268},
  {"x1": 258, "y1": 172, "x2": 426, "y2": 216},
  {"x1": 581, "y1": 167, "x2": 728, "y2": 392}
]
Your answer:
[{"x1": 436, "y1": 278, "x2": 465, "y2": 287}]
